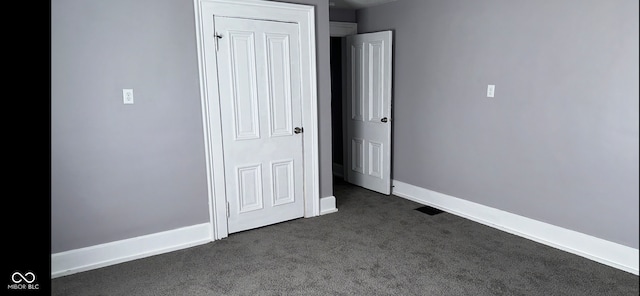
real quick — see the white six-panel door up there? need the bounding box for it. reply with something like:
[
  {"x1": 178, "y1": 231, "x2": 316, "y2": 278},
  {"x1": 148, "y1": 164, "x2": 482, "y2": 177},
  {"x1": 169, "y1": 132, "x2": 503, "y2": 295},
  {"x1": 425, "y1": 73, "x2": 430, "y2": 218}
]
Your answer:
[
  {"x1": 215, "y1": 16, "x2": 305, "y2": 233},
  {"x1": 345, "y1": 31, "x2": 393, "y2": 195}
]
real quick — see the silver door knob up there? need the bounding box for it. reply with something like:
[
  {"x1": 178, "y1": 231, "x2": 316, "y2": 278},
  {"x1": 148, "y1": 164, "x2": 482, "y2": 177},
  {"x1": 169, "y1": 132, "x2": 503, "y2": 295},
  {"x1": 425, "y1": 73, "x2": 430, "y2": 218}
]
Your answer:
[
  {"x1": 381, "y1": 117, "x2": 388, "y2": 123},
  {"x1": 294, "y1": 127, "x2": 303, "y2": 134}
]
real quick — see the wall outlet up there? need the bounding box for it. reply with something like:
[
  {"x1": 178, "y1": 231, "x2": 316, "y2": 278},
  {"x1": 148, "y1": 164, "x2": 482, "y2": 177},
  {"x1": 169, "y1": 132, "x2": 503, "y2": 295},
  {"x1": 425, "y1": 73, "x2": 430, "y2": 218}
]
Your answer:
[
  {"x1": 487, "y1": 85, "x2": 495, "y2": 98},
  {"x1": 123, "y1": 89, "x2": 134, "y2": 104}
]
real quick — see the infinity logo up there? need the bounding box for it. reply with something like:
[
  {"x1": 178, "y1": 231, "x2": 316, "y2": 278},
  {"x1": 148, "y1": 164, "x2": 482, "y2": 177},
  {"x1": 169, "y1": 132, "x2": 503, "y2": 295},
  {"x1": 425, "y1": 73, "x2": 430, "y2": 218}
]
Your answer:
[{"x1": 11, "y1": 272, "x2": 36, "y2": 284}]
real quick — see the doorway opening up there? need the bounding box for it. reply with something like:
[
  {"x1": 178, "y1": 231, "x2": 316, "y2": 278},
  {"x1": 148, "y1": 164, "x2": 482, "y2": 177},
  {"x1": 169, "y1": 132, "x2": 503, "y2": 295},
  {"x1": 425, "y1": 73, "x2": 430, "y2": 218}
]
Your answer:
[
  {"x1": 330, "y1": 23, "x2": 394, "y2": 196},
  {"x1": 329, "y1": 21, "x2": 358, "y2": 183},
  {"x1": 330, "y1": 36, "x2": 345, "y2": 180}
]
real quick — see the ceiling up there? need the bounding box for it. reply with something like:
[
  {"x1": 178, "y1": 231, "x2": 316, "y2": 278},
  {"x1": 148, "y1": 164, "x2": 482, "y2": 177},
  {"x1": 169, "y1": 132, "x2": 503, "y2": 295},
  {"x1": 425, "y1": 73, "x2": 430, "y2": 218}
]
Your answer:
[{"x1": 329, "y1": 0, "x2": 398, "y2": 10}]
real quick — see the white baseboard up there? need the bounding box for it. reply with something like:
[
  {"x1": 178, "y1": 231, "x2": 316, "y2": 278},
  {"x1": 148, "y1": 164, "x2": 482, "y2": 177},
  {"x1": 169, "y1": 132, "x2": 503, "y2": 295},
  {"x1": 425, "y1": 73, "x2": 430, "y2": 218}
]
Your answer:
[
  {"x1": 320, "y1": 196, "x2": 338, "y2": 215},
  {"x1": 332, "y1": 163, "x2": 344, "y2": 178},
  {"x1": 392, "y1": 180, "x2": 639, "y2": 275},
  {"x1": 51, "y1": 223, "x2": 213, "y2": 279}
]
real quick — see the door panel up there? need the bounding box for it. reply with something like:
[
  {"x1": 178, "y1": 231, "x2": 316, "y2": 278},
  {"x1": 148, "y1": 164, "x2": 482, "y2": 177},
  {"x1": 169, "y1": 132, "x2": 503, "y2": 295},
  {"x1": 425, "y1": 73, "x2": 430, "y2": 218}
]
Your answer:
[
  {"x1": 351, "y1": 43, "x2": 365, "y2": 122},
  {"x1": 216, "y1": 17, "x2": 304, "y2": 234},
  {"x1": 352, "y1": 138, "x2": 365, "y2": 174},
  {"x1": 346, "y1": 31, "x2": 393, "y2": 195},
  {"x1": 230, "y1": 33, "x2": 261, "y2": 140},
  {"x1": 368, "y1": 41, "x2": 385, "y2": 122}
]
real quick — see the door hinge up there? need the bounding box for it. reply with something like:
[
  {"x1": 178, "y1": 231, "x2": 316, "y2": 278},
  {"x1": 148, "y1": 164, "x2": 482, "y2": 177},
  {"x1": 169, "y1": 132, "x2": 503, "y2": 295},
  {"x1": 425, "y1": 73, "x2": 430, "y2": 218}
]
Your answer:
[
  {"x1": 215, "y1": 33, "x2": 223, "y2": 51},
  {"x1": 226, "y1": 202, "x2": 230, "y2": 218}
]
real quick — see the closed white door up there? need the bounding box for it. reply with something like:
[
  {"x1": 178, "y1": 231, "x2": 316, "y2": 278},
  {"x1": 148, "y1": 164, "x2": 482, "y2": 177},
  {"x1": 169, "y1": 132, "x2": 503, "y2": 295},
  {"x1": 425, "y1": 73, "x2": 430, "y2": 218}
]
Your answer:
[
  {"x1": 215, "y1": 16, "x2": 304, "y2": 234},
  {"x1": 345, "y1": 31, "x2": 393, "y2": 195}
]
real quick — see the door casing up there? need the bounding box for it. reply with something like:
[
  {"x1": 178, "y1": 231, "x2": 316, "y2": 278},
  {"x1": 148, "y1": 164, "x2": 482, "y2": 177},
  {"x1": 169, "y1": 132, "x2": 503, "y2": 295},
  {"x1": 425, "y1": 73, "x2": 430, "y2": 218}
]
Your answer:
[{"x1": 193, "y1": 0, "x2": 320, "y2": 240}]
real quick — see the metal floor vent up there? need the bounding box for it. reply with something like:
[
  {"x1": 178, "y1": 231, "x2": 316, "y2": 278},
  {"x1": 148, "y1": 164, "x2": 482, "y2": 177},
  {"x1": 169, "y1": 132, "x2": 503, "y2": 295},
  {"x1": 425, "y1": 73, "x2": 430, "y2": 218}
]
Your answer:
[{"x1": 415, "y1": 206, "x2": 444, "y2": 216}]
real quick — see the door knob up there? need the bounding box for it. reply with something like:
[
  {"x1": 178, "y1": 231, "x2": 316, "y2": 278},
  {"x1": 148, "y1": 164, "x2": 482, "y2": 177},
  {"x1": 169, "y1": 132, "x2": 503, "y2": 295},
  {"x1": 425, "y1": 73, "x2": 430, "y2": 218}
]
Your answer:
[
  {"x1": 294, "y1": 127, "x2": 303, "y2": 134},
  {"x1": 381, "y1": 117, "x2": 388, "y2": 123}
]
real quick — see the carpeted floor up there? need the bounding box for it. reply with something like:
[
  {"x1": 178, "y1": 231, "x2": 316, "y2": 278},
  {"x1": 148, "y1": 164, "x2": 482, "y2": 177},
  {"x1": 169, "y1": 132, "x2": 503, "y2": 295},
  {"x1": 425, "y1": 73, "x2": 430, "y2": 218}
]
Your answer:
[{"x1": 51, "y1": 177, "x2": 639, "y2": 295}]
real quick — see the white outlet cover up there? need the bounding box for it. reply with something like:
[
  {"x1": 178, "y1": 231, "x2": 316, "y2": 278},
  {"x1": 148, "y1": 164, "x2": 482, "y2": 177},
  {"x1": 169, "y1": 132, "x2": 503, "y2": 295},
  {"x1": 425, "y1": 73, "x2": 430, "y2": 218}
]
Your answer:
[
  {"x1": 487, "y1": 85, "x2": 495, "y2": 98},
  {"x1": 123, "y1": 89, "x2": 134, "y2": 104}
]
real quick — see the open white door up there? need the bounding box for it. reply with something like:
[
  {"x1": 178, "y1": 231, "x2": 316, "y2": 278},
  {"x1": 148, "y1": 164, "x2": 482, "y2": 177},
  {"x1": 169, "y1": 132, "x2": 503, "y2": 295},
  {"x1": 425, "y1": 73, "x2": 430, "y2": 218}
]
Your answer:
[
  {"x1": 215, "y1": 16, "x2": 305, "y2": 234},
  {"x1": 345, "y1": 31, "x2": 393, "y2": 195}
]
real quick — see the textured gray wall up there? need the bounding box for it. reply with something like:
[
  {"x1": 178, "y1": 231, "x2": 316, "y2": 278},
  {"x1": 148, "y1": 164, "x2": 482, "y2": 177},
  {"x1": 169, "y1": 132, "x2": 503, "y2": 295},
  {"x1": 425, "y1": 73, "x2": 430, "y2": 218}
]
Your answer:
[
  {"x1": 51, "y1": 0, "x2": 333, "y2": 253},
  {"x1": 357, "y1": 0, "x2": 639, "y2": 249}
]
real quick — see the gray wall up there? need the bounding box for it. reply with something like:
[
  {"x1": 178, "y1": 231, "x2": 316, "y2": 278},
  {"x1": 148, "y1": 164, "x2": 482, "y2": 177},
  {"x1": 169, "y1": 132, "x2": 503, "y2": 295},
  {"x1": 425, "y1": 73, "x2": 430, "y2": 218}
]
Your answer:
[
  {"x1": 51, "y1": 0, "x2": 333, "y2": 253},
  {"x1": 329, "y1": 7, "x2": 356, "y2": 22},
  {"x1": 357, "y1": 0, "x2": 639, "y2": 249}
]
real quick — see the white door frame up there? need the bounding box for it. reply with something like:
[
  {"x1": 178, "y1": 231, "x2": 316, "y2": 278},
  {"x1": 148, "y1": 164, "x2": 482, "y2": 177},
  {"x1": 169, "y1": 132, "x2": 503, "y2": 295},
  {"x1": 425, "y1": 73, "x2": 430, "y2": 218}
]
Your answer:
[
  {"x1": 330, "y1": 21, "x2": 357, "y2": 37},
  {"x1": 193, "y1": 0, "x2": 320, "y2": 240}
]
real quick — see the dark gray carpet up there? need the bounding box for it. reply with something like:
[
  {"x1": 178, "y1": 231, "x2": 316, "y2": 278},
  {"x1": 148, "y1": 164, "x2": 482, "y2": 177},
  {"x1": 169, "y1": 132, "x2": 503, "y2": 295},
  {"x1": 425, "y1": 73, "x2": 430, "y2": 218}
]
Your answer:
[{"x1": 52, "y1": 178, "x2": 639, "y2": 295}]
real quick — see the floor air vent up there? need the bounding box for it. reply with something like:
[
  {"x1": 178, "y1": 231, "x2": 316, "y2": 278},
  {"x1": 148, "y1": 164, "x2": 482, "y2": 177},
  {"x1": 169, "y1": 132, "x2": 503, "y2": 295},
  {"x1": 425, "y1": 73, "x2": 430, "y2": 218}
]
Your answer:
[{"x1": 415, "y1": 206, "x2": 444, "y2": 216}]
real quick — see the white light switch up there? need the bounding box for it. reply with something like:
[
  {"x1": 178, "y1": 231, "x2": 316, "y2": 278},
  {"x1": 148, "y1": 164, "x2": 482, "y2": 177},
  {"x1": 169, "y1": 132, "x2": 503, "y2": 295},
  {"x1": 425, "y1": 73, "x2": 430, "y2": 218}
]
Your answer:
[
  {"x1": 487, "y1": 85, "x2": 495, "y2": 98},
  {"x1": 123, "y1": 89, "x2": 134, "y2": 104}
]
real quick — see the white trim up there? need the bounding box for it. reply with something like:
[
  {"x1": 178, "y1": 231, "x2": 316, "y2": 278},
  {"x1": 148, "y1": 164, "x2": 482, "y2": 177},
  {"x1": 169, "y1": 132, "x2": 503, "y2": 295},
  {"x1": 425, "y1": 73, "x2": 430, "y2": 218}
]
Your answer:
[
  {"x1": 330, "y1": 21, "x2": 357, "y2": 37},
  {"x1": 392, "y1": 180, "x2": 640, "y2": 275},
  {"x1": 320, "y1": 196, "x2": 338, "y2": 215},
  {"x1": 332, "y1": 162, "x2": 344, "y2": 178},
  {"x1": 193, "y1": 0, "x2": 320, "y2": 240},
  {"x1": 193, "y1": 0, "x2": 219, "y2": 241},
  {"x1": 51, "y1": 223, "x2": 212, "y2": 279}
]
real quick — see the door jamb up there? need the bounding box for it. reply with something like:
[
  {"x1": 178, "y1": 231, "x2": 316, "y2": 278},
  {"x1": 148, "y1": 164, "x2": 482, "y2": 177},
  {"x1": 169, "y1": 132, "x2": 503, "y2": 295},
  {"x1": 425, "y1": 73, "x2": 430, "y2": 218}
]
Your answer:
[{"x1": 193, "y1": 0, "x2": 320, "y2": 240}]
